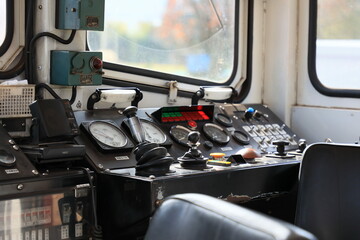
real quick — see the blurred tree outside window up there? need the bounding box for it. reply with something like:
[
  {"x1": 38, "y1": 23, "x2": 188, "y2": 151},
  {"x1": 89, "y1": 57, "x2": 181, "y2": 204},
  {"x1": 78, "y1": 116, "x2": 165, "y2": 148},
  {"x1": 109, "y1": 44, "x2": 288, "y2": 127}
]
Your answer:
[
  {"x1": 88, "y1": 0, "x2": 235, "y2": 83},
  {"x1": 316, "y1": 0, "x2": 360, "y2": 89}
]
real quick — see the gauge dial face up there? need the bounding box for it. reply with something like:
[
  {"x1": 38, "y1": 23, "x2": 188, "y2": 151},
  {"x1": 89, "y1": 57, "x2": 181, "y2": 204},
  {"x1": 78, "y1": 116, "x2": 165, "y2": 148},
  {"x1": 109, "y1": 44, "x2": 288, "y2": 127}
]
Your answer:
[
  {"x1": 232, "y1": 130, "x2": 250, "y2": 145},
  {"x1": 215, "y1": 113, "x2": 233, "y2": 127},
  {"x1": 0, "y1": 149, "x2": 16, "y2": 166},
  {"x1": 141, "y1": 119, "x2": 167, "y2": 144},
  {"x1": 89, "y1": 121, "x2": 128, "y2": 148},
  {"x1": 170, "y1": 125, "x2": 192, "y2": 147},
  {"x1": 203, "y1": 123, "x2": 230, "y2": 144}
]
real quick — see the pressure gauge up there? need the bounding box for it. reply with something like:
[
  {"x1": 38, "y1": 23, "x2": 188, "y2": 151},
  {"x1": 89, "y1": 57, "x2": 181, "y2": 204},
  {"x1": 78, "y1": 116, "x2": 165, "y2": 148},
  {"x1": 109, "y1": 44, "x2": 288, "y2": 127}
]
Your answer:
[
  {"x1": 141, "y1": 119, "x2": 167, "y2": 144},
  {"x1": 0, "y1": 149, "x2": 16, "y2": 167},
  {"x1": 232, "y1": 130, "x2": 250, "y2": 145},
  {"x1": 214, "y1": 113, "x2": 233, "y2": 127},
  {"x1": 81, "y1": 120, "x2": 132, "y2": 151},
  {"x1": 202, "y1": 123, "x2": 230, "y2": 145},
  {"x1": 170, "y1": 125, "x2": 192, "y2": 147},
  {"x1": 89, "y1": 121, "x2": 128, "y2": 148}
]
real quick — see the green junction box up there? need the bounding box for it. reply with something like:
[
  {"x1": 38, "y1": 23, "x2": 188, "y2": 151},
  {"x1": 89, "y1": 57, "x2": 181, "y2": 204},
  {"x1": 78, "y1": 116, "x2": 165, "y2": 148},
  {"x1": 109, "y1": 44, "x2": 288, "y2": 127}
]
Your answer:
[
  {"x1": 56, "y1": 0, "x2": 105, "y2": 30},
  {"x1": 51, "y1": 51, "x2": 103, "y2": 86}
]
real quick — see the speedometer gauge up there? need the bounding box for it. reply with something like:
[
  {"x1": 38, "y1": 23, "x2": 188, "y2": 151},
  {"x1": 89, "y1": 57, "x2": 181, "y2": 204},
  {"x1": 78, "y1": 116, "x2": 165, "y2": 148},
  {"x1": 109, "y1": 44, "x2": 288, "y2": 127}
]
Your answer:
[
  {"x1": 202, "y1": 123, "x2": 230, "y2": 145},
  {"x1": 141, "y1": 119, "x2": 167, "y2": 144},
  {"x1": 170, "y1": 125, "x2": 192, "y2": 147},
  {"x1": 88, "y1": 121, "x2": 128, "y2": 148}
]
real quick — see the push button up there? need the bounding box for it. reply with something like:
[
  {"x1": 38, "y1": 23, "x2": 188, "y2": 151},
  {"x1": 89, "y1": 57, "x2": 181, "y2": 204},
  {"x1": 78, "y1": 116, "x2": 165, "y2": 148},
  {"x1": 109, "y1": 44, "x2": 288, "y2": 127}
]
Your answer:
[{"x1": 187, "y1": 120, "x2": 197, "y2": 129}]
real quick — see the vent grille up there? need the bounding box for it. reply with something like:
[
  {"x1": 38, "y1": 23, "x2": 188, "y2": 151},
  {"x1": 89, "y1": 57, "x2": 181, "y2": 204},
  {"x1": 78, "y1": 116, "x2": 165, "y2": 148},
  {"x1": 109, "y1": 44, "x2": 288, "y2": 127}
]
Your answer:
[{"x1": 0, "y1": 85, "x2": 35, "y2": 118}]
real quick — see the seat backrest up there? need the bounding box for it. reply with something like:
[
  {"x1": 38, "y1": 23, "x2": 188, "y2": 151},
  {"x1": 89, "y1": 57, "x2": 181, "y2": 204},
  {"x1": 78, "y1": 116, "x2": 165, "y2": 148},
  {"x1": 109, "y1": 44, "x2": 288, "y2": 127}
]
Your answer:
[
  {"x1": 145, "y1": 193, "x2": 316, "y2": 240},
  {"x1": 295, "y1": 143, "x2": 360, "y2": 240}
]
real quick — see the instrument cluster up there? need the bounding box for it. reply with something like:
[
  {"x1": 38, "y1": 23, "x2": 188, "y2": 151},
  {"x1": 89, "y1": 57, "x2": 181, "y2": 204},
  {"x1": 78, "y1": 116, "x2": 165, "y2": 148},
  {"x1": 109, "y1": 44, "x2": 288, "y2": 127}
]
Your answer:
[{"x1": 74, "y1": 103, "x2": 300, "y2": 172}]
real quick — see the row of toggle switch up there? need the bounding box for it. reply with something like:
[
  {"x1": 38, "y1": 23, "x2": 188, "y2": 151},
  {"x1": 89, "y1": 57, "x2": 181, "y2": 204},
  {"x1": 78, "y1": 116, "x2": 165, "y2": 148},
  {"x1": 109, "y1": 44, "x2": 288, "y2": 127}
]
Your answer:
[{"x1": 243, "y1": 124, "x2": 297, "y2": 148}]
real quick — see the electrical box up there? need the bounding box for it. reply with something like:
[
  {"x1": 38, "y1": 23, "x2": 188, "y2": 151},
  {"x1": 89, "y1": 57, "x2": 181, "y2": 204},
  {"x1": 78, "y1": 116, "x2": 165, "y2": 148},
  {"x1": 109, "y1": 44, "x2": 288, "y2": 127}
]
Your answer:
[
  {"x1": 56, "y1": 0, "x2": 105, "y2": 30},
  {"x1": 51, "y1": 51, "x2": 103, "y2": 86}
]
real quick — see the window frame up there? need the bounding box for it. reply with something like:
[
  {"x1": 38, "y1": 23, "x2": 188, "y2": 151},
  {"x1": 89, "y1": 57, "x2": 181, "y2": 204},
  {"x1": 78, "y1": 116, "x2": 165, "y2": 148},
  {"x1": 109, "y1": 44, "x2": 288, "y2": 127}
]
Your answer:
[
  {"x1": 308, "y1": 0, "x2": 360, "y2": 98},
  {"x1": 92, "y1": 0, "x2": 245, "y2": 89},
  {"x1": 0, "y1": 0, "x2": 14, "y2": 57}
]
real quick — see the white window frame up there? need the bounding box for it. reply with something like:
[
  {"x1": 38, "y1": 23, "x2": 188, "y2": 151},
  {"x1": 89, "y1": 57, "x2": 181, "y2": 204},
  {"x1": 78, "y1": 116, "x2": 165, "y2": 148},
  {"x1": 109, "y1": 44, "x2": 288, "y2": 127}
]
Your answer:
[{"x1": 89, "y1": 1, "x2": 249, "y2": 93}]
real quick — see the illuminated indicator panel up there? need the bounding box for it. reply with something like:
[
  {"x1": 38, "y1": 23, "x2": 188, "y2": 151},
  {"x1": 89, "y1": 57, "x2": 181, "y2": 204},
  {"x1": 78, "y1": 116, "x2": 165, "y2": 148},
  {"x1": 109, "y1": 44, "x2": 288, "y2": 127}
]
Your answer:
[
  {"x1": 154, "y1": 105, "x2": 214, "y2": 123},
  {"x1": 161, "y1": 111, "x2": 210, "y2": 122}
]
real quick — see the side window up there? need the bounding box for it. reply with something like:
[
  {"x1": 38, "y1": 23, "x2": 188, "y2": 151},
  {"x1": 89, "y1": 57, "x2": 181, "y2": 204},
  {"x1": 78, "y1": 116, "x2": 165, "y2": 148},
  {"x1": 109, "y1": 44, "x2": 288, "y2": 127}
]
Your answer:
[
  {"x1": 88, "y1": 0, "x2": 237, "y2": 85},
  {"x1": 0, "y1": 0, "x2": 23, "y2": 78},
  {"x1": 309, "y1": 0, "x2": 360, "y2": 96},
  {"x1": 0, "y1": 0, "x2": 6, "y2": 48}
]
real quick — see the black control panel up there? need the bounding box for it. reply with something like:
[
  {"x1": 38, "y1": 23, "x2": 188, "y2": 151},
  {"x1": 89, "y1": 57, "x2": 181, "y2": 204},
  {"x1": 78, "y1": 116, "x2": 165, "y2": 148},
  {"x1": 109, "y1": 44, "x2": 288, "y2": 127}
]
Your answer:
[
  {"x1": 73, "y1": 103, "x2": 303, "y2": 239},
  {"x1": 0, "y1": 125, "x2": 38, "y2": 180},
  {"x1": 74, "y1": 103, "x2": 301, "y2": 172}
]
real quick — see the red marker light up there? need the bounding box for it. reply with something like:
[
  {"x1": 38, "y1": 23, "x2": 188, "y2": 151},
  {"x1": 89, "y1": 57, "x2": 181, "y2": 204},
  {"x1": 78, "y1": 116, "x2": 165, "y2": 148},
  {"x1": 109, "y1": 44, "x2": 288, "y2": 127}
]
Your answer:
[{"x1": 90, "y1": 56, "x2": 103, "y2": 70}]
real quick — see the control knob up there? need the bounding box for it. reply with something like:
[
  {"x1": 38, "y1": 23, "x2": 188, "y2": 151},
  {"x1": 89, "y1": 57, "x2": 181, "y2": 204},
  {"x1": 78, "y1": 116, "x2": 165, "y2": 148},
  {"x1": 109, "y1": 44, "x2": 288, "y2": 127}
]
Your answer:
[
  {"x1": 244, "y1": 107, "x2": 255, "y2": 120},
  {"x1": 297, "y1": 139, "x2": 307, "y2": 153},
  {"x1": 272, "y1": 140, "x2": 290, "y2": 156}
]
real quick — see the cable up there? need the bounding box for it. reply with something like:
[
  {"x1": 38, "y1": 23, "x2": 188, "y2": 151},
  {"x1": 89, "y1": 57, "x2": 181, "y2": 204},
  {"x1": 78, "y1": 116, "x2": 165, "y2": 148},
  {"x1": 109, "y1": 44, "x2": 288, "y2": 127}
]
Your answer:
[
  {"x1": 69, "y1": 86, "x2": 77, "y2": 105},
  {"x1": 35, "y1": 83, "x2": 77, "y2": 104},
  {"x1": 35, "y1": 83, "x2": 61, "y2": 100},
  {"x1": 28, "y1": 30, "x2": 77, "y2": 84},
  {"x1": 24, "y1": 0, "x2": 34, "y2": 80}
]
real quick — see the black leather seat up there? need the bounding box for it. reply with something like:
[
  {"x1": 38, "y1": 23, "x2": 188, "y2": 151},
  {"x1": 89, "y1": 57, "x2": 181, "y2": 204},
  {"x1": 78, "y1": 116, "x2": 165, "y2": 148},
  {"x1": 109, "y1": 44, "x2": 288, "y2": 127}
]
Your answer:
[
  {"x1": 145, "y1": 143, "x2": 360, "y2": 240},
  {"x1": 295, "y1": 143, "x2": 360, "y2": 240},
  {"x1": 145, "y1": 193, "x2": 316, "y2": 240}
]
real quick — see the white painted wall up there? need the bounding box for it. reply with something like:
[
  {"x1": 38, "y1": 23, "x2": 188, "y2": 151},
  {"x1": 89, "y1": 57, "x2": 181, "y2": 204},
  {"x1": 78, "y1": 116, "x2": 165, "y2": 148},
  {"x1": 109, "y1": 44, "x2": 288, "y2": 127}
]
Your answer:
[
  {"x1": 241, "y1": 0, "x2": 264, "y2": 105},
  {"x1": 262, "y1": 0, "x2": 298, "y2": 126}
]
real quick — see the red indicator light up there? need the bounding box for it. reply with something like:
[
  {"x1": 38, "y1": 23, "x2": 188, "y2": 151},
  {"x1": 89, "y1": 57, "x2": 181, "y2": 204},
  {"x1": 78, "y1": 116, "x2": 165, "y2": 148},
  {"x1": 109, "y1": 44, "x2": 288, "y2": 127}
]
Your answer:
[
  {"x1": 187, "y1": 120, "x2": 197, "y2": 129},
  {"x1": 90, "y1": 56, "x2": 103, "y2": 70}
]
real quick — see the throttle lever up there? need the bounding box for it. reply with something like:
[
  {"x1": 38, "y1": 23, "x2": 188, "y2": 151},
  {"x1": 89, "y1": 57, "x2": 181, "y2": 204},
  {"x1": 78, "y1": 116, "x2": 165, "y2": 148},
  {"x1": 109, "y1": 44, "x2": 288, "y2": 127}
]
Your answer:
[{"x1": 123, "y1": 106, "x2": 145, "y2": 143}]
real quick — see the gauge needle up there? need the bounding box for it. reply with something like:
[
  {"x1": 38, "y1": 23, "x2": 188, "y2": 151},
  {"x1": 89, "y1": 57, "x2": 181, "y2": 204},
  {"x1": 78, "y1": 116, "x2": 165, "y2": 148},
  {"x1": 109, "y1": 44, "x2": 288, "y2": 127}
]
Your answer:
[
  {"x1": 145, "y1": 132, "x2": 152, "y2": 140},
  {"x1": 94, "y1": 131, "x2": 113, "y2": 140}
]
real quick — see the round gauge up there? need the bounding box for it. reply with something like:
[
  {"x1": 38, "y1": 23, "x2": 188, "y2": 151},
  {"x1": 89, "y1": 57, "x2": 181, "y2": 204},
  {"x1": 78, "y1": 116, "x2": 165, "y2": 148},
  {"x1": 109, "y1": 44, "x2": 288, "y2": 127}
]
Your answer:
[
  {"x1": 202, "y1": 123, "x2": 230, "y2": 145},
  {"x1": 232, "y1": 130, "x2": 250, "y2": 145},
  {"x1": 88, "y1": 121, "x2": 128, "y2": 148},
  {"x1": 170, "y1": 125, "x2": 192, "y2": 147},
  {"x1": 215, "y1": 113, "x2": 233, "y2": 127},
  {"x1": 141, "y1": 119, "x2": 167, "y2": 144},
  {"x1": 0, "y1": 149, "x2": 16, "y2": 166}
]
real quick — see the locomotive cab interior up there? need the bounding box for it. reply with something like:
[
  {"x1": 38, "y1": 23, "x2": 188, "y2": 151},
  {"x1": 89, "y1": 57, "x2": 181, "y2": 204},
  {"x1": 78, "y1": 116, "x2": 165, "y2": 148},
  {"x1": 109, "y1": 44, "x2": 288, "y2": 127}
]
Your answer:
[{"x1": 0, "y1": 0, "x2": 360, "y2": 239}]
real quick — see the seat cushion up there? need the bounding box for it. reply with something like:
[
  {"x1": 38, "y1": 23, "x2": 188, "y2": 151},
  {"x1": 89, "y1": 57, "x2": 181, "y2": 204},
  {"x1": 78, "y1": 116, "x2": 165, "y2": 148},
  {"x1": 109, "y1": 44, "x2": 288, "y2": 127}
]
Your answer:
[{"x1": 145, "y1": 193, "x2": 316, "y2": 240}]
